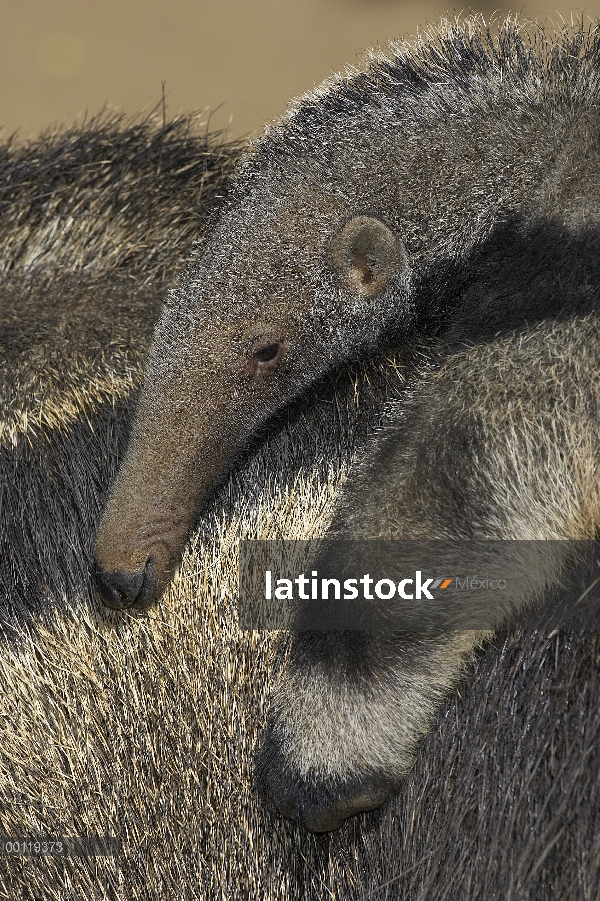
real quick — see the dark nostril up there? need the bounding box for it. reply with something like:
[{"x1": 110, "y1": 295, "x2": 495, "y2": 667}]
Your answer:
[{"x1": 94, "y1": 557, "x2": 157, "y2": 610}]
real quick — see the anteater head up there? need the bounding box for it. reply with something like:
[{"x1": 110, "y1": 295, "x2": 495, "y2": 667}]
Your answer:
[{"x1": 93, "y1": 139, "x2": 412, "y2": 608}]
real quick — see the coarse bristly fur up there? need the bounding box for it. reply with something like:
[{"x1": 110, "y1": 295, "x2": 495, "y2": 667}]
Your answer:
[
  {"x1": 92, "y1": 15, "x2": 600, "y2": 839},
  {"x1": 1, "y1": 15, "x2": 599, "y2": 900}
]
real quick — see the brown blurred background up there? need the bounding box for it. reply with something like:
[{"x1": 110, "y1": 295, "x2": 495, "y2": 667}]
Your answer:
[{"x1": 1, "y1": 1, "x2": 597, "y2": 142}]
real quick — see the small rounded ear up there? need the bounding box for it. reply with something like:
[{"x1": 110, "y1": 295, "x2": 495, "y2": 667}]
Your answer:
[{"x1": 329, "y1": 215, "x2": 408, "y2": 298}]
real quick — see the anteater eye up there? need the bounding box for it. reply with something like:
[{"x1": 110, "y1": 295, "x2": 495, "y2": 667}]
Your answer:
[{"x1": 253, "y1": 342, "x2": 282, "y2": 364}]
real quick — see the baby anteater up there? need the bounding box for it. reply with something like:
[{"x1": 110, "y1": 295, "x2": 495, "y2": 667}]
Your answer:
[{"x1": 95, "y1": 19, "x2": 600, "y2": 831}]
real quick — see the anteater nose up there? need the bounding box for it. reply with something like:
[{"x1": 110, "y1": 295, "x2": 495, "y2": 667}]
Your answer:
[
  {"x1": 256, "y1": 740, "x2": 395, "y2": 832},
  {"x1": 94, "y1": 558, "x2": 157, "y2": 609}
]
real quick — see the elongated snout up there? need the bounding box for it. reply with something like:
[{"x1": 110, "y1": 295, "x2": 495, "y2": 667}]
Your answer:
[
  {"x1": 92, "y1": 439, "x2": 198, "y2": 610},
  {"x1": 92, "y1": 376, "x2": 227, "y2": 610},
  {"x1": 92, "y1": 412, "x2": 235, "y2": 609},
  {"x1": 92, "y1": 318, "x2": 285, "y2": 610}
]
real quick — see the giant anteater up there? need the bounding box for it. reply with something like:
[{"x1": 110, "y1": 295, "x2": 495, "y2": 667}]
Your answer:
[
  {"x1": 0, "y1": 18, "x2": 599, "y2": 901},
  {"x1": 93, "y1": 17, "x2": 600, "y2": 837}
]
